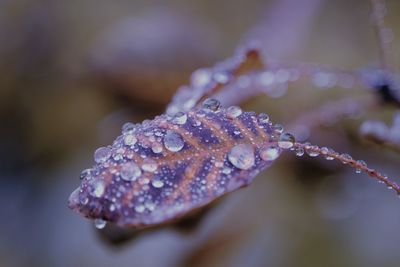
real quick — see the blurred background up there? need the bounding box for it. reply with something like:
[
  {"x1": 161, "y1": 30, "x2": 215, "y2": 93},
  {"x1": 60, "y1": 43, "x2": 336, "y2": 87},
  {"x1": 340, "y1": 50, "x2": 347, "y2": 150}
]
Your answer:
[{"x1": 1, "y1": 0, "x2": 400, "y2": 266}]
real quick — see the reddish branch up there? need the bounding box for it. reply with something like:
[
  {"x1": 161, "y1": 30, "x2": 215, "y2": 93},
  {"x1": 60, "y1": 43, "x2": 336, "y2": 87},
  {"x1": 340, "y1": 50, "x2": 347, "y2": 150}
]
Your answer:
[{"x1": 294, "y1": 142, "x2": 400, "y2": 195}]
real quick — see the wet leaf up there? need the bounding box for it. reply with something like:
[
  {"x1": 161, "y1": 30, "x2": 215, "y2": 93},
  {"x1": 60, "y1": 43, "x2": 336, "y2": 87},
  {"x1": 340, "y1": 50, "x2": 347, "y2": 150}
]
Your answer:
[{"x1": 68, "y1": 102, "x2": 282, "y2": 228}]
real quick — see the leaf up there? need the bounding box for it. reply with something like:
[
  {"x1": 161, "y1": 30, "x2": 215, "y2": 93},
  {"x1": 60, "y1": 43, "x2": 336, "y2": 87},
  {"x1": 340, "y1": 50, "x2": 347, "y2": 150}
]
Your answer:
[{"x1": 68, "y1": 102, "x2": 282, "y2": 228}]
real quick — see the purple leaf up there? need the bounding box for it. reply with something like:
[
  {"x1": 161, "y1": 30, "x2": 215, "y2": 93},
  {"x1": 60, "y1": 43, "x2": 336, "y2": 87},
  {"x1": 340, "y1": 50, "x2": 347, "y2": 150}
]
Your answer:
[{"x1": 68, "y1": 102, "x2": 283, "y2": 228}]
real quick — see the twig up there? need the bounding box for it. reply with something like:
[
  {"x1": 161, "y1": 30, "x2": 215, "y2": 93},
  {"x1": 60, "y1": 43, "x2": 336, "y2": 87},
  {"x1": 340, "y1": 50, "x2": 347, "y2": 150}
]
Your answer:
[{"x1": 294, "y1": 142, "x2": 400, "y2": 195}]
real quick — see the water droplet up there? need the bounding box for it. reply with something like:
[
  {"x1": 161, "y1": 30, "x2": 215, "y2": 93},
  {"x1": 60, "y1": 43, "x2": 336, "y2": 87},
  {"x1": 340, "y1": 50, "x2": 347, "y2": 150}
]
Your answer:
[
  {"x1": 273, "y1": 124, "x2": 284, "y2": 134},
  {"x1": 278, "y1": 132, "x2": 295, "y2": 149},
  {"x1": 123, "y1": 134, "x2": 137, "y2": 146},
  {"x1": 90, "y1": 179, "x2": 105, "y2": 198},
  {"x1": 94, "y1": 147, "x2": 111, "y2": 163},
  {"x1": 356, "y1": 160, "x2": 366, "y2": 173},
  {"x1": 260, "y1": 146, "x2": 280, "y2": 161},
  {"x1": 94, "y1": 219, "x2": 107, "y2": 229},
  {"x1": 319, "y1": 147, "x2": 335, "y2": 160},
  {"x1": 228, "y1": 144, "x2": 255, "y2": 170},
  {"x1": 258, "y1": 113, "x2": 270, "y2": 123},
  {"x1": 142, "y1": 159, "x2": 158, "y2": 173},
  {"x1": 120, "y1": 162, "x2": 142, "y2": 181},
  {"x1": 152, "y1": 178, "x2": 164, "y2": 188},
  {"x1": 226, "y1": 106, "x2": 242, "y2": 119},
  {"x1": 202, "y1": 98, "x2": 221, "y2": 112},
  {"x1": 171, "y1": 112, "x2": 187, "y2": 125},
  {"x1": 151, "y1": 143, "x2": 163, "y2": 154},
  {"x1": 164, "y1": 131, "x2": 184, "y2": 152},
  {"x1": 340, "y1": 153, "x2": 353, "y2": 163},
  {"x1": 320, "y1": 147, "x2": 329, "y2": 155},
  {"x1": 112, "y1": 148, "x2": 124, "y2": 161},
  {"x1": 295, "y1": 147, "x2": 304, "y2": 156},
  {"x1": 122, "y1": 122, "x2": 136, "y2": 134},
  {"x1": 79, "y1": 169, "x2": 91, "y2": 180},
  {"x1": 305, "y1": 144, "x2": 319, "y2": 157}
]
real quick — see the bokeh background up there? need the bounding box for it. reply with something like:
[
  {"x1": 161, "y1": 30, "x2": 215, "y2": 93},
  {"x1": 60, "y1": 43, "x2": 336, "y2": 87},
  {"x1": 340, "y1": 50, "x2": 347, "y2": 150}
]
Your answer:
[{"x1": 1, "y1": 0, "x2": 400, "y2": 266}]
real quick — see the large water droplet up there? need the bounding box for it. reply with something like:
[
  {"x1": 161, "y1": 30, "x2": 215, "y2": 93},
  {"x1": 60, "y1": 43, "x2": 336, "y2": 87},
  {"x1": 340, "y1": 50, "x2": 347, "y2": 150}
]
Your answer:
[
  {"x1": 171, "y1": 112, "x2": 187, "y2": 125},
  {"x1": 278, "y1": 132, "x2": 295, "y2": 149},
  {"x1": 164, "y1": 131, "x2": 184, "y2": 152},
  {"x1": 260, "y1": 146, "x2": 280, "y2": 161},
  {"x1": 120, "y1": 162, "x2": 142, "y2": 181},
  {"x1": 94, "y1": 219, "x2": 107, "y2": 229},
  {"x1": 226, "y1": 106, "x2": 242, "y2": 119},
  {"x1": 228, "y1": 144, "x2": 255, "y2": 170},
  {"x1": 202, "y1": 98, "x2": 221, "y2": 112},
  {"x1": 94, "y1": 147, "x2": 111, "y2": 163}
]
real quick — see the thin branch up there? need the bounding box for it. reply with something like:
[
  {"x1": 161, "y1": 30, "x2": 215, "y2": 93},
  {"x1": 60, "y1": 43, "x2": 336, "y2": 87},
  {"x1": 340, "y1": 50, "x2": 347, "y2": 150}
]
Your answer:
[{"x1": 294, "y1": 142, "x2": 400, "y2": 195}]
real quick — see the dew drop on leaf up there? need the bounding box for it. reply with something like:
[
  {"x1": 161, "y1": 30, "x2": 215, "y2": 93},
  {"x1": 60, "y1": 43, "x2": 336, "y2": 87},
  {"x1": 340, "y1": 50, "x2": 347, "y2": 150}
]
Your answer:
[
  {"x1": 258, "y1": 113, "x2": 270, "y2": 123},
  {"x1": 163, "y1": 130, "x2": 184, "y2": 152},
  {"x1": 228, "y1": 144, "x2": 255, "y2": 170},
  {"x1": 151, "y1": 178, "x2": 164, "y2": 188},
  {"x1": 202, "y1": 98, "x2": 221, "y2": 112},
  {"x1": 123, "y1": 134, "x2": 137, "y2": 146},
  {"x1": 226, "y1": 106, "x2": 242, "y2": 119},
  {"x1": 171, "y1": 112, "x2": 188, "y2": 125},
  {"x1": 122, "y1": 122, "x2": 136, "y2": 134},
  {"x1": 273, "y1": 124, "x2": 284, "y2": 134},
  {"x1": 120, "y1": 162, "x2": 142, "y2": 181},
  {"x1": 94, "y1": 147, "x2": 111, "y2": 163},
  {"x1": 151, "y1": 142, "x2": 163, "y2": 154},
  {"x1": 260, "y1": 146, "x2": 280, "y2": 161}
]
